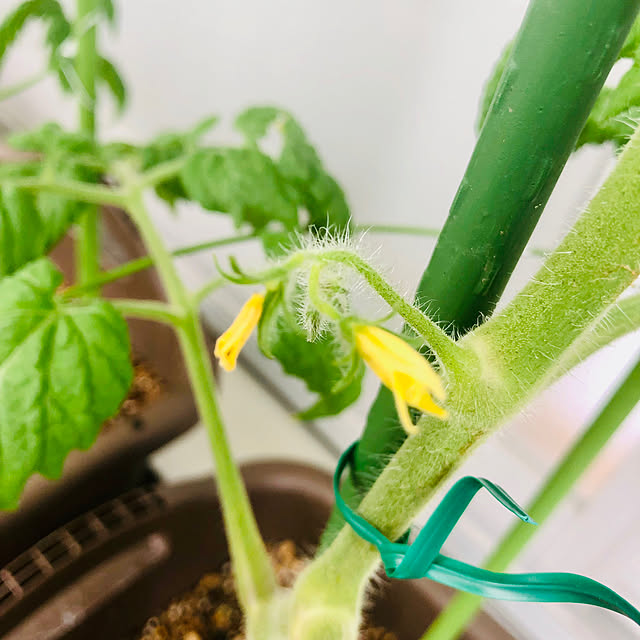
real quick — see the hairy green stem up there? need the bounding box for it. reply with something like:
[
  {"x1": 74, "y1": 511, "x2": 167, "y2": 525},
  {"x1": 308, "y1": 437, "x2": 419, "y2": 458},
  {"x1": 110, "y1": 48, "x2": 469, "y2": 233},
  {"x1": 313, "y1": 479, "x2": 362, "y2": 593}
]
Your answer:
[
  {"x1": 124, "y1": 189, "x2": 277, "y2": 614},
  {"x1": 328, "y1": 0, "x2": 640, "y2": 551},
  {"x1": 61, "y1": 232, "x2": 255, "y2": 297},
  {"x1": 320, "y1": 250, "x2": 462, "y2": 369},
  {"x1": 74, "y1": 0, "x2": 100, "y2": 287},
  {"x1": 293, "y1": 113, "x2": 640, "y2": 640},
  {"x1": 553, "y1": 293, "x2": 640, "y2": 376},
  {"x1": 423, "y1": 354, "x2": 640, "y2": 640}
]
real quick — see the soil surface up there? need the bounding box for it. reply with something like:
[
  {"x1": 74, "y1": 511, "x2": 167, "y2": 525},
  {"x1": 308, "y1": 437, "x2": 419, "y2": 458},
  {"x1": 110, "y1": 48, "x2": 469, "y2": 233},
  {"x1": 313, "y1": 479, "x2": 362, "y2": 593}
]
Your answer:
[
  {"x1": 137, "y1": 541, "x2": 397, "y2": 640},
  {"x1": 106, "y1": 358, "x2": 163, "y2": 429}
]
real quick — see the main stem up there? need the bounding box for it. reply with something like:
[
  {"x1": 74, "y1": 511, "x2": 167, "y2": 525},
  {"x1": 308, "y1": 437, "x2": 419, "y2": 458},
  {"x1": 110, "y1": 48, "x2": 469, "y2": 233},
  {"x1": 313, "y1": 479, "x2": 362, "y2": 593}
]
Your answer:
[
  {"x1": 125, "y1": 189, "x2": 277, "y2": 613},
  {"x1": 295, "y1": 106, "x2": 640, "y2": 640},
  {"x1": 423, "y1": 354, "x2": 640, "y2": 640},
  {"x1": 74, "y1": 0, "x2": 100, "y2": 287},
  {"x1": 326, "y1": 0, "x2": 640, "y2": 546}
]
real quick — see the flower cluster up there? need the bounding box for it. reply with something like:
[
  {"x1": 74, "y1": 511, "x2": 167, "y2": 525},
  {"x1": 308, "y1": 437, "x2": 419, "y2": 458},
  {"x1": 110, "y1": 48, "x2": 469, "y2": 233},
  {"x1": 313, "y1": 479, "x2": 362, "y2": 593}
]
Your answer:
[{"x1": 214, "y1": 261, "x2": 448, "y2": 434}]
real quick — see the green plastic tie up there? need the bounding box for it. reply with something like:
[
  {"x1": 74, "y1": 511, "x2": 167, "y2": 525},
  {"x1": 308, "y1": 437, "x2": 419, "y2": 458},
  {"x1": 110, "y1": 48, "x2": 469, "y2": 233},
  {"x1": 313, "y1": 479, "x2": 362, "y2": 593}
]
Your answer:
[{"x1": 335, "y1": 442, "x2": 640, "y2": 625}]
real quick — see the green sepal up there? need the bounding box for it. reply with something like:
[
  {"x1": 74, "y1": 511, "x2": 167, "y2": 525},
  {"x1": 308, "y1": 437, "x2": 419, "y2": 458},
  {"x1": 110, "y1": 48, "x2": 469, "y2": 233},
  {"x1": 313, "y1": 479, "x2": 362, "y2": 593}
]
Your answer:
[
  {"x1": 0, "y1": 258, "x2": 132, "y2": 509},
  {"x1": 257, "y1": 286, "x2": 364, "y2": 419}
]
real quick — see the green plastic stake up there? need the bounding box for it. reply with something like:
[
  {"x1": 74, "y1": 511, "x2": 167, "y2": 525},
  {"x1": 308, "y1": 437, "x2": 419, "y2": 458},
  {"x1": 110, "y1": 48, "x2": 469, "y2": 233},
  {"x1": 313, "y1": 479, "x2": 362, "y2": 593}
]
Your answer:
[
  {"x1": 334, "y1": 442, "x2": 640, "y2": 627},
  {"x1": 423, "y1": 354, "x2": 640, "y2": 640},
  {"x1": 322, "y1": 0, "x2": 640, "y2": 547}
]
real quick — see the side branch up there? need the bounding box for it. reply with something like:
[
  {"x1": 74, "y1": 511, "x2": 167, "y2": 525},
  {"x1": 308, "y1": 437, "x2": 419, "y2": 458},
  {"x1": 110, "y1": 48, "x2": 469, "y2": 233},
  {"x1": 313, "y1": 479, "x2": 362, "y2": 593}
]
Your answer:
[
  {"x1": 1, "y1": 176, "x2": 125, "y2": 207},
  {"x1": 323, "y1": 250, "x2": 463, "y2": 370}
]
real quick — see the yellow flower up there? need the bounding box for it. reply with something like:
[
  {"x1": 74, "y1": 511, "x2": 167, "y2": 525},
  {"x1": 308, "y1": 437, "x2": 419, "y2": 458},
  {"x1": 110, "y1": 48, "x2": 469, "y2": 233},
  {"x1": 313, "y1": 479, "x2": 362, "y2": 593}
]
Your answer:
[
  {"x1": 214, "y1": 293, "x2": 265, "y2": 372},
  {"x1": 354, "y1": 325, "x2": 448, "y2": 434}
]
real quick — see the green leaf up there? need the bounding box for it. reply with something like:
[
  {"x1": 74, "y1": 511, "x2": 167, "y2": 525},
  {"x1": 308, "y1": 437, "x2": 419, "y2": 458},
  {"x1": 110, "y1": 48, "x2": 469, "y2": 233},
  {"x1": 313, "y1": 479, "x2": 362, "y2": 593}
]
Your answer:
[
  {"x1": 235, "y1": 106, "x2": 281, "y2": 142},
  {"x1": 139, "y1": 116, "x2": 219, "y2": 206},
  {"x1": 0, "y1": 259, "x2": 132, "y2": 509},
  {"x1": 6, "y1": 124, "x2": 101, "y2": 251},
  {"x1": 180, "y1": 148, "x2": 299, "y2": 230},
  {"x1": 9, "y1": 122, "x2": 93, "y2": 156},
  {"x1": 0, "y1": 0, "x2": 70, "y2": 70},
  {"x1": 0, "y1": 185, "x2": 78, "y2": 277},
  {"x1": 97, "y1": 56, "x2": 126, "y2": 111},
  {"x1": 257, "y1": 287, "x2": 364, "y2": 419},
  {"x1": 235, "y1": 106, "x2": 351, "y2": 231}
]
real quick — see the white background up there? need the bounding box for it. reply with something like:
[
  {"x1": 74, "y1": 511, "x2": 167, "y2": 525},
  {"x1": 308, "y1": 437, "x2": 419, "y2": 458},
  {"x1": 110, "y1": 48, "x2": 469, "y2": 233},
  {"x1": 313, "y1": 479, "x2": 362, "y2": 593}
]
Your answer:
[{"x1": 1, "y1": 1, "x2": 640, "y2": 638}]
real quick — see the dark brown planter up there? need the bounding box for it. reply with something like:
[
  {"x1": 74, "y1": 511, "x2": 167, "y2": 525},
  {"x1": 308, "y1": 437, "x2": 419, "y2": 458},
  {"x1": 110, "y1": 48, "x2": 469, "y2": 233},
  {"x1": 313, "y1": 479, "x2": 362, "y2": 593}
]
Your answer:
[
  {"x1": 0, "y1": 463, "x2": 514, "y2": 640},
  {"x1": 0, "y1": 207, "x2": 215, "y2": 566}
]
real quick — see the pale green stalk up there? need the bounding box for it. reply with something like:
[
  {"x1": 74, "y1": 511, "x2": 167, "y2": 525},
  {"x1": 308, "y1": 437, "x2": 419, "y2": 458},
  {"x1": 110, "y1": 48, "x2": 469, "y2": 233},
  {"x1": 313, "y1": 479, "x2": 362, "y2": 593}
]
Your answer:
[
  {"x1": 74, "y1": 0, "x2": 100, "y2": 287},
  {"x1": 289, "y1": 121, "x2": 640, "y2": 640},
  {"x1": 61, "y1": 232, "x2": 256, "y2": 297},
  {"x1": 552, "y1": 293, "x2": 640, "y2": 376},
  {"x1": 110, "y1": 299, "x2": 184, "y2": 325},
  {"x1": 123, "y1": 188, "x2": 278, "y2": 616}
]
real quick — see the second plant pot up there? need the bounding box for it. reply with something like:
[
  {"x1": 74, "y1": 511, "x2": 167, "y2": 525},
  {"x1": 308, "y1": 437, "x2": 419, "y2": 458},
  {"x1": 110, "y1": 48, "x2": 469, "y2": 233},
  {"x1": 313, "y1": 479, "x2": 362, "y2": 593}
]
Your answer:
[{"x1": 0, "y1": 461, "x2": 514, "y2": 640}]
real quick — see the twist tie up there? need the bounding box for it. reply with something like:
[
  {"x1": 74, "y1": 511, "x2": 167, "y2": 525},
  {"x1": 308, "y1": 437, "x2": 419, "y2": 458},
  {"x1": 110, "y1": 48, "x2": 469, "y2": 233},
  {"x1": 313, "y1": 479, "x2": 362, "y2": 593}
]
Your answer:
[{"x1": 335, "y1": 441, "x2": 640, "y2": 626}]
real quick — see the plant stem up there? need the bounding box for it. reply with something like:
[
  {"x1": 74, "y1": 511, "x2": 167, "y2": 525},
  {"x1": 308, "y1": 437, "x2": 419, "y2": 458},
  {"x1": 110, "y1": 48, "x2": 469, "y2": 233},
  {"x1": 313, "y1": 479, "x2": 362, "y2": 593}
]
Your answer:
[
  {"x1": 0, "y1": 176, "x2": 125, "y2": 206},
  {"x1": 298, "y1": 94, "x2": 640, "y2": 640},
  {"x1": 124, "y1": 189, "x2": 277, "y2": 613},
  {"x1": 138, "y1": 155, "x2": 190, "y2": 189},
  {"x1": 422, "y1": 354, "x2": 640, "y2": 640},
  {"x1": 326, "y1": 0, "x2": 640, "y2": 547},
  {"x1": 75, "y1": 207, "x2": 100, "y2": 286},
  {"x1": 75, "y1": 0, "x2": 97, "y2": 137},
  {"x1": 61, "y1": 231, "x2": 256, "y2": 297},
  {"x1": 553, "y1": 293, "x2": 640, "y2": 377},
  {"x1": 354, "y1": 223, "x2": 441, "y2": 237},
  {"x1": 74, "y1": 0, "x2": 100, "y2": 287},
  {"x1": 355, "y1": 222, "x2": 548, "y2": 257},
  {"x1": 192, "y1": 277, "x2": 225, "y2": 307},
  {"x1": 109, "y1": 299, "x2": 184, "y2": 325},
  {"x1": 322, "y1": 251, "x2": 462, "y2": 369},
  {"x1": 0, "y1": 69, "x2": 48, "y2": 102}
]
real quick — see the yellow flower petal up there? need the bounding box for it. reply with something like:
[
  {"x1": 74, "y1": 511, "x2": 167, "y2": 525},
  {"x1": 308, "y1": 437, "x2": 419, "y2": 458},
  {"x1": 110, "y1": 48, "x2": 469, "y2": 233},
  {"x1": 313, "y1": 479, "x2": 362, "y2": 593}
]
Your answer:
[
  {"x1": 354, "y1": 324, "x2": 448, "y2": 433},
  {"x1": 214, "y1": 293, "x2": 265, "y2": 372},
  {"x1": 391, "y1": 372, "x2": 419, "y2": 435}
]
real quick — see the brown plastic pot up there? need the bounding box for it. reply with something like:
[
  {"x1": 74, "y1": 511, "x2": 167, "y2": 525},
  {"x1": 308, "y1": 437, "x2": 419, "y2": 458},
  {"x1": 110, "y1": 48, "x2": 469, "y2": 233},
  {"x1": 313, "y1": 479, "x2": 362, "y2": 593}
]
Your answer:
[
  {"x1": 0, "y1": 463, "x2": 514, "y2": 640},
  {"x1": 0, "y1": 207, "x2": 214, "y2": 566}
]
